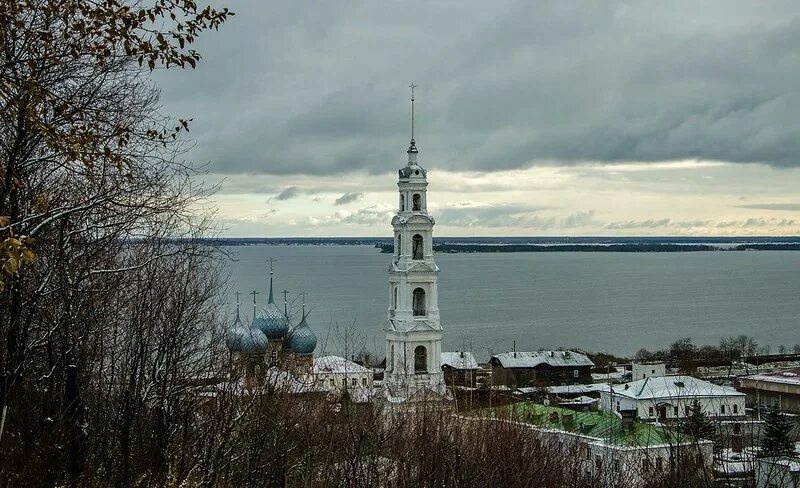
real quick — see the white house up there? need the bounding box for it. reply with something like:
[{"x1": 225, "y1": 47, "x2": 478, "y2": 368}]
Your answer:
[
  {"x1": 312, "y1": 356, "x2": 374, "y2": 392},
  {"x1": 599, "y1": 375, "x2": 746, "y2": 422},
  {"x1": 632, "y1": 362, "x2": 667, "y2": 380},
  {"x1": 464, "y1": 405, "x2": 714, "y2": 488}
]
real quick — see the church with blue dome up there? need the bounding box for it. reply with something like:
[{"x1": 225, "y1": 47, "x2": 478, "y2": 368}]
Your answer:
[{"x1": 226, "y1": 262, "x2": 318, "y2": 383}]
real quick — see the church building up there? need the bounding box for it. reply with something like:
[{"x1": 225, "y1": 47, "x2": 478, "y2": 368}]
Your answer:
[
  {"x1": 225, "y1": 264, "x2": 318, "y2": 383},
  {"x1": 383, "y1": 86, "x2": 448, "y2": 400}
]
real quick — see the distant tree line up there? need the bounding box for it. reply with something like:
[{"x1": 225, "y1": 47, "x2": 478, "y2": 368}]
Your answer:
[
  {"x1": 377, "y1": 243, "x2": 800, "y2": 254},
  {"x1": 635, "y1": 335, "x2": 800, "y2": 365}
]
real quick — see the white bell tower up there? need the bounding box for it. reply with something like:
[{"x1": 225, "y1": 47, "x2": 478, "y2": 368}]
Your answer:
[{"x1": 384, "y1": 84, "x2": 446, "y2": 398}]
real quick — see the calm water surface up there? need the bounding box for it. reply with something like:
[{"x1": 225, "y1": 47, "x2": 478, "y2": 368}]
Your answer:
[{"x1": 226, "y1": 246, "x2": 800, "y2": 359}]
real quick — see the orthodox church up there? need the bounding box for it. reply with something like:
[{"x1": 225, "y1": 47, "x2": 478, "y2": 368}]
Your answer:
[
  {"x1": 225, "y1": 265, "x2": 318, "y2": 385},
  {"x1": 226, "y1": 86, "x2": 450, "y2": 403}
]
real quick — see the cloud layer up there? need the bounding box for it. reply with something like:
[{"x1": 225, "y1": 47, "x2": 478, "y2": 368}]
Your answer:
[{"x1": 157, "y1": 1, "x2": 800, "y2": 177}]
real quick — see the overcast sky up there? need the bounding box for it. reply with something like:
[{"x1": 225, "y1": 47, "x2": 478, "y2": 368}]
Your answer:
[{"x1": 155, "y1": 1, "x2": 800, "y2": 237}]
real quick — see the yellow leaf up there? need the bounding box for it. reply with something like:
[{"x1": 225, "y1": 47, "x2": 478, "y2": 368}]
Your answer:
[
  {"x1": 3, "y1": 257, "x2": 18, "y2": 275},
  {"x1": 21, "y1": 249, "x2": 36, "y2": 263}
]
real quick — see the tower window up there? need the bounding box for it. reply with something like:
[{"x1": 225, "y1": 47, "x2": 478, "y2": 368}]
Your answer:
[
  {"x1": 400, "y1": 194, "x2": 405, "y2": 211},
  {"x1": 396, "y1": 235, "x2": 402, "y2": 257},
  {"x1": 392, "y1": 286, "x2": 397, "y2": 308},
  {"x1": 412, "y1": 193, "x2": 421, "y2": 211},
  {"x1": 414, "y1": 345, "x2": 427, "y2": 373},
  {"x1": 412, "y1": 287, "x2": 426, "y2": 316},
  {"x1": 412, "y1": 234, "x2": 423, "y2": 260}
]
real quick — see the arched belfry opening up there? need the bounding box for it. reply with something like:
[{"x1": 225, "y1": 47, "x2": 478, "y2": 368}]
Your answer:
[
  {"x1": 414, "y1": 345, "x2": 427, "y2": 373},
  {"x1": 400, "y1": 194, "x2": 405, "y2": 212},
  {"x1": 412, "y1": 234, "x2": 423, "y2": 260},
  {"x1": 412, "y1": 287, "x2": 426, "y2": 316},
  {"x1": 412, "y1": 193, "x2": 421, "y2": 211},
  {"x1": 396, "y1": 234, "x2": 402, "y2": 257}
]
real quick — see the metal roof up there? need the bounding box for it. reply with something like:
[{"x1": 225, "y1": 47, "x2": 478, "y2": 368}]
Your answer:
[
  {"x1": 492, "y1": 351, "x2": 594, "y2": 369},
  {"x1": 287, "y1": 314, "x2": 317, "y2": 356},
  {"x1": 225, "y1": 312, "x2": 268, "y2": 354},
  {"x1": 547, "y1": 383, "x2": 610, "y2": 395},
  {"x1": 312, "y1": 356, "x2": 372, "y2": 374},
  {"x1": 441, "y1": 351, "x2": 479, "y2": 370},
  {"x1": 609, "y1": 375, "x2": 745, "y2": 400},
  {"x1": 255, "y1": 301, "x2": 290, "y2": 339},
  {"x1": 740, "y1": 368, "x2": 800, "y2": 386}
]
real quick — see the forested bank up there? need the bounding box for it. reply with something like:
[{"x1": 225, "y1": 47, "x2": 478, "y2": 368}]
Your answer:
[{"x1": 377, "y1": 243, "x2": 800, "y2": 253}]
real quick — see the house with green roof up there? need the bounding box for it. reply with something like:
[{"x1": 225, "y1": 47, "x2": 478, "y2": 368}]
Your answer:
[{"x1": 475, "y1": 401, "x2": 714, "y2": 487}]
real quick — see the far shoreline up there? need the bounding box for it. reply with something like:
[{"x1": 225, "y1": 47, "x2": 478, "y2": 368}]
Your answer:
[{"x1": 193, "y1": 236, "x2": 800, "y2": 252}]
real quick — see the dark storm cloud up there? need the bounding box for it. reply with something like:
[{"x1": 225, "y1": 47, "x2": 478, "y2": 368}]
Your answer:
[
  {"x1": 334, "y1": 192, "x2": 365, "y2": 206},
  {"x1": 155, "y1": 1, "x2": 800, "y2": 176},
  {"x1": 274, "y1": 187, "x2": 300, "y2": 201}
]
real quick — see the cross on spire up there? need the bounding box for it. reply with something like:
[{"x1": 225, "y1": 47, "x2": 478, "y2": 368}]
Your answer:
[
  {"x1": 409, "y1": 82, "x2": 416, "y2": 141},
  {"x1": 266, "y1": 257, "x2": 277, "y2": 303},
  {"x1": 251, "y1": 290, "x2": 260, "y2": 320},
  {"x1": 407, "y1": 83, "x2": 418, "y2": 157}
]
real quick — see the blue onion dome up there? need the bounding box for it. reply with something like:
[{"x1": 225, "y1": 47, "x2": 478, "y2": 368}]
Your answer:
[
  {"x1": 288, "y1": 313, "x2": 317, "y2": 356},
  {"x1": 255, "y1": 271, "x2": 290, "y2": 339},
  {"x1": 226, "y1": 304, "x2": 268, "y2": 354}
]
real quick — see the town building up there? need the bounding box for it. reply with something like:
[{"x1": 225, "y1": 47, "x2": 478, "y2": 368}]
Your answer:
[
  {"x1": 599, "y1": 375, "x2": 746, "y2": 422},
  {"x1": 312, "y1": 355, "x2": 374, "y2": 392},
  {"x1": 482, "y1": 402, "x2": 714, "y2": 487},
  {"x1": 489, "y1": 351, "x2": 595, "y2": 387},
  {"x1": 632, "y1": 362, "x2": 667, "y2": 380},
  {"x1": 441, "y1": 351, "x2": 480, "y2": 387},
  {"x1": 382, "y1": 86, "x2": 447, "y2": 401},
  {"x1": 736, "y1": 368, "x2": 800, "y2": 413}
]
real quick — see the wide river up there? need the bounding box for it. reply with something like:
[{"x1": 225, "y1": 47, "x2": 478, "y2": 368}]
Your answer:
[{"x1": 226, "y1": 245, "x2": 800, "y2": 360}]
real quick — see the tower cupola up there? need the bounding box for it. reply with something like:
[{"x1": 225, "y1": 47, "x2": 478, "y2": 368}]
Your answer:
[
  {"x1": 288, "y1": 298, "x2": 317, "y2": 356},
  {"x1": 255, "y1": 261, "x2": 290, "y2": 339},
  {"x1": 226, "y1": 293, "x2": 268, "y2": 354}
]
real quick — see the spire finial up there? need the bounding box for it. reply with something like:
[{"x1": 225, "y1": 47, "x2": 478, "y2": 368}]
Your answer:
[
  {"x1": 282, "y1": 289, "x2": 289, "y2": 317},
  {"x1": 407, "y1": 82, "x2": 418, "y2": 158},
  {"x1": 251, "y1": 290, "x2": 260, "y2": 320},
  {"x1": 266, "y1": 257, "x2": 277, "y2": 303},
  {"x1": 301, "y1": 290, "x2": 306, "y2": 318},
  {"x1": 409, "y1": 82, "x2": 416, "y2": 141},
  {"x1": 235, "y1": 291, "x2": 241, "y2": 319}
]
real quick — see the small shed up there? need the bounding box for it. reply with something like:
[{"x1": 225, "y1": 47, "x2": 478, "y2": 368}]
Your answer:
[{"x1": 441, "y1": 351, "x2": 480, "y2": 387}]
